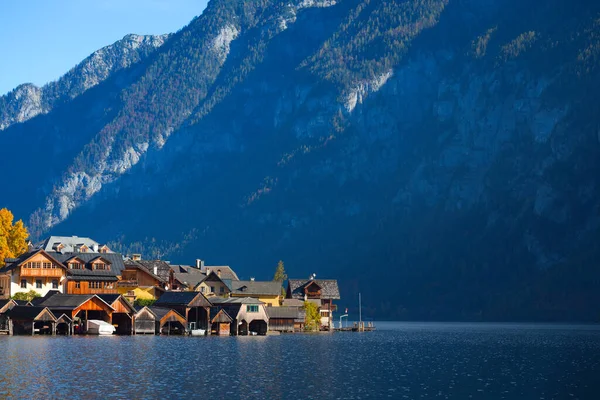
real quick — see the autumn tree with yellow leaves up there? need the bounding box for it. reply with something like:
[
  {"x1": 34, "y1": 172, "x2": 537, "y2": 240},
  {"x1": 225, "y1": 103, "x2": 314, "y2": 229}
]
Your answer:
[{"x1": 0, "y1": 208, "x2": 29, "y2": 267}]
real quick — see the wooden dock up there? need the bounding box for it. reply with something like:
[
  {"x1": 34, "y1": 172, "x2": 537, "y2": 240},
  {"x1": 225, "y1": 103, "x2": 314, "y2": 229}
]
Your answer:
[{"x1": 334, "y1": 321, "x2": 376, "y2": 332}]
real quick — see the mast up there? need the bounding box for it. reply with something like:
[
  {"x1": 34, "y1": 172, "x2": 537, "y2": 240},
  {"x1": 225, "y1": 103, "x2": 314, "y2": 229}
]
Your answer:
[{"x1": 359, "y1": 292, "x2": 362, "y2": 325}]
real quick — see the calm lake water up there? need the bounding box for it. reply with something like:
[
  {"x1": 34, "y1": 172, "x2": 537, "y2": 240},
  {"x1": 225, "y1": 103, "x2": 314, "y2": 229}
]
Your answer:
[{"x1": 1, "y1": 322, "x2": 599, "y2": 399}]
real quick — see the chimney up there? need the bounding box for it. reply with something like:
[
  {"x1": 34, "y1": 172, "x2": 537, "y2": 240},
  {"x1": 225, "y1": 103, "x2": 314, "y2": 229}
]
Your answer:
[
  {"x1": 92, "y1": 244, "x2": 99, "y2": 252},
  {"x1": 250, "y1": 277, "x2": 255, "y2": 282},
  {"x1": 196, "y1": 259, "x2": 204, "y2": 269},
  {"x1": 132, "y1": 254, "x2": 141, "y2": 261},
  {"x1": 217, "y1": 269, "x2": 221, "y2": 278},
  {"x1": 153, "y1": 266, "x2": 158, "y2": 276}
]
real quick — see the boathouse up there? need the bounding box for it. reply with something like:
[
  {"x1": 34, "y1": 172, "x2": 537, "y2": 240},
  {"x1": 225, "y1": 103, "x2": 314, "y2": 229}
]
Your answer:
[
  {"x1": 153, "y1": 291, "x2": 212, "y2": 332},
  {"x1": 97, "y1": 294, "x2": 137, "y2": 335},
  {"x1": 210, "y1": 309, "x2": 233, "y2": 335},
  {"x1": 210, "y1": 297, "x2": 269, "y2": 335},
  {"x1": 4, "y1": 306, "x2": 57, "y2": 335},
  {"x1": 133, "y1": 306, "x2": 187, "y2": 335},
  {"x1": 266, "y1": 306, "x2": 305, "y2": 332},
  {"x1": 38, "y1": 294, "x2": 114, "y2": 333}
]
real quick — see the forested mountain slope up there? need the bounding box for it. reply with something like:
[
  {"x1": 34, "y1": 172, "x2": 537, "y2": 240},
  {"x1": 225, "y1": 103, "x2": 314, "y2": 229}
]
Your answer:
[{"x1": 1, "y1": 0, "x2": 599, "y2": 320}]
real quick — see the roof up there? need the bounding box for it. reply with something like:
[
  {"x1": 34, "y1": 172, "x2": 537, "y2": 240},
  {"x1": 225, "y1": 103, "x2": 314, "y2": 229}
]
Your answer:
[
  {"x1": 266, "y1": 306, "x2": 304, "y2": 319},
  {"x1": 49, "y1": 251, "x2": 125, "y2": 276},
  {"x1": 30, "y1": 290, "x2": 61, "y2": 306},
  {"x1": 154, "y1": 291, "x2": 211, "y2": 307},
  {"x1": 210, "y1": 297, "x2": 265, "y2": 305},
  {"x1": 132, "y1": 260, "x2": 171, "y2": 283},
  {"x1": 1, "y1": 249, "x2": 67, "y2": 272},
  {"x1": 287, "y1": 279, "x2": 340, "y2": 300},
  {"x1": 172, "y1": 271, "x2": 206, "y2": 288},
  {"x1": 13, "y1": 300, "x2": 32, "y2": 306},
  {"x1": 201, "y1": 265, "x2": 239, "y2": 281},
  {"x1": 5, "y1": 306, "x2": 56, "y2": 321},
  {"x1": 211, "y1": 309, "x2": 233, "y2": 323},
  {"x1": 148, "y1": 306, "x2": 186, "y2": 322},
  {"x1": 282, "y1": 298, "x2": 304, "y2": 307},
  {"x1": 35, "y1": 236, "x2": 112, "y2": 253},
  {"x1": 97, "y1": 294, "x2": 136, "y2": 314},
  {"x1": 39, "y1": 294, "x2": 97, "y2": 310},
  {"x1": 231, "y1": 280, "x2": 282, "y2": 297}
]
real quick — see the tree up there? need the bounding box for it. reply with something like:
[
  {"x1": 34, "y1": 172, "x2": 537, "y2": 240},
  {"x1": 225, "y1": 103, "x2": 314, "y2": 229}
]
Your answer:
[
  {"x1": 273, "y1": 260, "x2": 288, "y2": 297},
  {"x1": 273, "y1": 260, "x2": 287, "y2": 281},
  {"x1": 303, "y1": 301, "x2": 321, "y2": 332},
  {"x1": 0, "y1": 208, "x2": 29, "y2": 267},
  {"x1": 12, "y1": 290, "x2": 41, "y2": 302},
  {"x1": 134, "y1": 298, "x2": 156, "y2": 307}
]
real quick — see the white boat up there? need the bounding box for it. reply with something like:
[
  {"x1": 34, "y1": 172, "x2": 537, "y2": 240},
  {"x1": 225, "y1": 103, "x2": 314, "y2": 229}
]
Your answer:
[
  {"x1": 190, "y1": 329, "x2": 206, "y2": 336},
  {"x1": 87, "y1": 320, "x2": 116, "y2": 335}
]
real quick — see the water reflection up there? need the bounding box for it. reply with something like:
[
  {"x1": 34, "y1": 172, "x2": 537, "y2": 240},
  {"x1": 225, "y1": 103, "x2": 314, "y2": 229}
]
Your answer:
[{"x1": 0, "y1": 323, "x2": 599, "y2": 399}]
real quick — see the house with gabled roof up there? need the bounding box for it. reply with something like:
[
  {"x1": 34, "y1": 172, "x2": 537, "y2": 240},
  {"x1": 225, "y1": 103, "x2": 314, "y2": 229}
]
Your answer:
[
  {"x1": 230, "y1": 279, "x2": 284, "y2": 307},
  {"x1": 286, "y1": 278, "x2": 340, "y2": 330},
  {"x1": 35, "y1": 235, "x2": 113, "y2": 254},
  {"x1": 38, "y1": 293, "x2": 115, "y2": 334},
  {"x1": 0, "y1": 249, "x2": 68, "y2": 299},
  {"x1": 194, "y1": 271, "x2": 231, "y2": 298},
  {"x1": 4, "y1": 306, "x2": 57, "y2": 335},
  {"x1": 118, "y1": 260, "x2": 167, "y2": 303}
]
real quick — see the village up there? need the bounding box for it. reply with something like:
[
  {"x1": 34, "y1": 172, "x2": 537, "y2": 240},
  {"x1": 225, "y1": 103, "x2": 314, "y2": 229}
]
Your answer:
[{"x1": 0, "y1": 235, "x2": 342, "y2": 336}]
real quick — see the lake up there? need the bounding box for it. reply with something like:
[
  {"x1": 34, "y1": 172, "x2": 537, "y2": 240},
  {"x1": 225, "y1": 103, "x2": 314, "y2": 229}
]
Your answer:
[{"x1": 0, "y1": 322, "x2": 599, "y2": 399}]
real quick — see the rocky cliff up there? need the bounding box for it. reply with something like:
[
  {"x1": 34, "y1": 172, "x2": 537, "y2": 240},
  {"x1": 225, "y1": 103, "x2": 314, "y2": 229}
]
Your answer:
[
  {"x1": 0, "y1": 34, "x2": 168, "y2": 130},
  {"x1": 1, "y1": 0, "x2": 599, "y2": 320}
]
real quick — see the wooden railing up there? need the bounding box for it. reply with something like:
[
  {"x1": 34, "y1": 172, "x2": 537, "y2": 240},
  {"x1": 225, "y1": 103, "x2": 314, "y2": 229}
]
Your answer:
[{"x1": 20, "y1": 268, "x2": 64, "y2": 278}]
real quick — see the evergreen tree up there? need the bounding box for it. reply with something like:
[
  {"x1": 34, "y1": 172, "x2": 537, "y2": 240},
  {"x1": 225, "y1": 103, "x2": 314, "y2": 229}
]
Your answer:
[{"x1": 273, "y1": 260, "x2": 287, "y2": 282}]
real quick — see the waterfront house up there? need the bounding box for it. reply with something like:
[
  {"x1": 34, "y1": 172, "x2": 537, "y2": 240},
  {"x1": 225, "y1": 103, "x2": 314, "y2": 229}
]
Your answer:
[
  {"x1": 266, "y1": 306, "x2": 305, "y2": 332},
  {"x1": 133, "y1": 306, "x2": 187, "y2": 335},
  {"x1": 4, "y1": 306, "x2": 57, "y2": 335},
  {"x1": 38, "y1": 293, "x2": 115, "y2": 333},
  {"x1": 49, "y1": 252, "x2": 124, "y2": 295},
  {"x1": 210, "y1": 309, "x2": 233, "y2": 335},
  {"x1": 170, "y1": 265, "x2": 207, "y2": 291},
  {"x1": 0, "y1": 249, "x2": 68, "y2": 299},
  {"x1": 230, "y1": 279, "x2": 283, "y2": 307},
  {"x1": 210, "y1": 297, "x2": 269, "y2": 335},
  {"x1": 97, "y1": 294, "x2": 137, "y2": 334},
  {"x1": 119, "y1": 260, "x2": 167, "y2": 303},
  {"x1": 153, "y1": 291, "x2": 212, "y2": 332},
  {"x1": 286, "y1": 278, "x2": 340, "y2": 330},
  {"x1": 194, "y1": 271, "x2": 231, "y2": 297}
]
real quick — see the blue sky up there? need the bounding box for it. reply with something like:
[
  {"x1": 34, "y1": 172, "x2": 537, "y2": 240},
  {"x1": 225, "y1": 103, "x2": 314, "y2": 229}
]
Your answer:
[{"x1": 0, "y1": 0, "x2": 208, "y2": 95}]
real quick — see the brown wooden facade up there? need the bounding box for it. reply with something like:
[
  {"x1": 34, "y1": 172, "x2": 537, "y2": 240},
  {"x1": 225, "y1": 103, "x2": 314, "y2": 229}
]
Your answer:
[{"x1": 66, "y1": 281, "x2": 118, "y2": 295}]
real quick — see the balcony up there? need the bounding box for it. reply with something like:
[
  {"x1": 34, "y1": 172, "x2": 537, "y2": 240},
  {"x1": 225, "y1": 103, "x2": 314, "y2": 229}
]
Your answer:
[{"x1": 20, "y1": 268, "x2": 64, "y2": 278}]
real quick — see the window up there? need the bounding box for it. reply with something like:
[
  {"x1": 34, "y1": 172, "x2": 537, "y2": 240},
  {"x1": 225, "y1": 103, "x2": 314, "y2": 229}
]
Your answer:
[
  {"x1": 36, "y1": 279, "x2": 42, "y2": 289},
  {"x1": 69, "y1": 263, "x2": 81, "y2": 270},
  {"x1": 89, "y1": 281, "x2": 103, "y2": 289},
  {"x1": 321, "y1": 311, "x2": 329, "y2": 317},
  {"x1": 75, "y1": 282, "x2": 80, "y2": 289},
  {"x1": 20, "y1": 279, "x2": 27, "y2": 288},
  {"x1": 105, "y1": 282, "x2": 114, "y2": 289},
  {"x1": 220, "y1": 286, "x2": 225, "y2": 294},
  {"x1": 52, "y1": 280, "x2": 59, "y2": 289},
  {"x1": 43, "y1": 262, "x2": 52, "y2": 269},
  {"x1": 200, "y1": 286, "x2": 205, "y2": 293},
  {"x1": 210, "y1": 286, "x2": 215, "y2": 293},
  {"x1": 246, "y1": 305, "x2": 259, "y2": 313},
  {"x1": 94, "y1": 263, "x2": 108, "y2": 270}
]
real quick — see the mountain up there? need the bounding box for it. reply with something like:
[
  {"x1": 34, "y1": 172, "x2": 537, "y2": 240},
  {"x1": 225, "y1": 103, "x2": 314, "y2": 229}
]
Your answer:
[
  {"x1": 1, "y1": 0, "x2": 600, "y2": 321},
  {"x1": 0, "y1": 33, "x2": 168, "y2": 131}
]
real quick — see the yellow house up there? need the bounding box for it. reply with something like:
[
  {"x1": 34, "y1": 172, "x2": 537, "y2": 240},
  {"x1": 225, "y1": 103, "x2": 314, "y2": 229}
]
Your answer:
[
  {"x1": 194, "y1": 271, "x2": 231, "y2": 298},
  {"x1": 229, "y1": 280, "x2": 283, "y2": 307},
  {"x1": 117, "y1": 260, "x2": 167, "y2": 304}
]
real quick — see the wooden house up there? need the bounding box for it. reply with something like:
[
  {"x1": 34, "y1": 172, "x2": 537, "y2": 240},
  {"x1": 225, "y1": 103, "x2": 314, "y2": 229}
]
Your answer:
[
  {"x1": 118, "y1": 260, "x2": 168, "y2": 303},
  {"x1": 153, "y1": 291, "x2": 212, "y2": 333},
  {"x1": 230, "y1": 279, "x2": 283, "y2": 307},
  {"x1": 4, "y1": 306, "x2": 57, "y2": 335},
  {"x1": 286, "y1": 278, "x2": 340, "y2": 330},
  {"x1": 0, "y1": 249, "x2": 68, "y2": 299},
  {"x1": 133, "y1": 306, "x2": 187, "y2": 335},
  {"x1": 53, "y1": 253, "x2": 123, "y2": 295},
  {"x1": 210, "y1": 309, "x2": 233, "y2": 336},
  {"x1": 210, "y1": 297, "x2": 269, "y2": 335}
]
